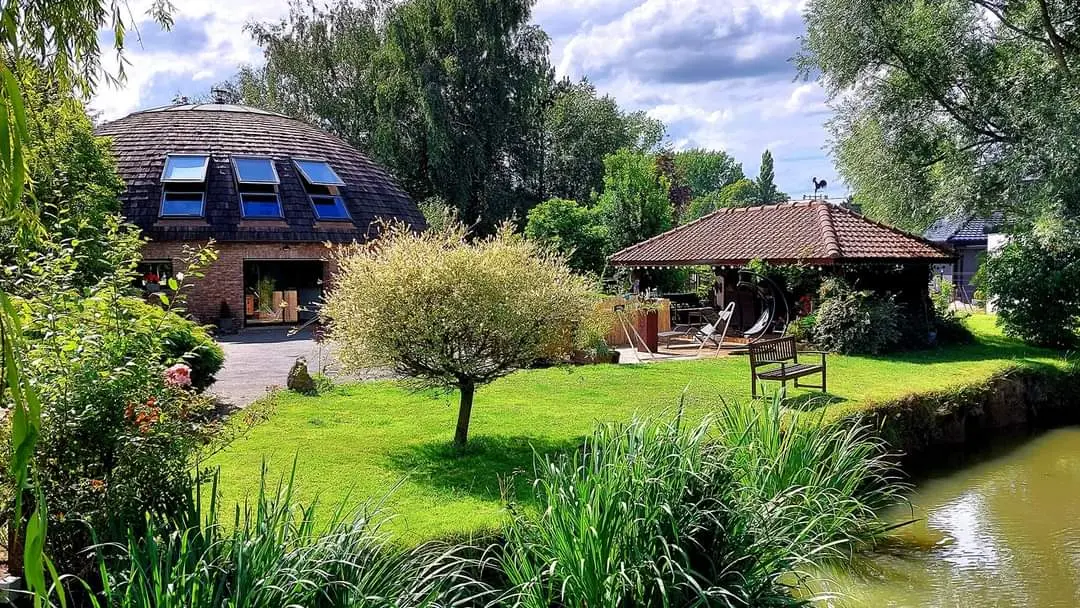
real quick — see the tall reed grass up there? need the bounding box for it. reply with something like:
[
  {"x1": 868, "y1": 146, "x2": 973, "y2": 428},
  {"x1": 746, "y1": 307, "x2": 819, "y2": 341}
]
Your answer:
[{"x1": 85, "y1": 465, "x2": 484, "y2": 608}]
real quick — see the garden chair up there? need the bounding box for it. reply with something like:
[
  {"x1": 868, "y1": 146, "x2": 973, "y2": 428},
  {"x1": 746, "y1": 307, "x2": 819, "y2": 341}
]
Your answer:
[{"x1": 693, "y1": 302, "x2": 736, "y2": 356}]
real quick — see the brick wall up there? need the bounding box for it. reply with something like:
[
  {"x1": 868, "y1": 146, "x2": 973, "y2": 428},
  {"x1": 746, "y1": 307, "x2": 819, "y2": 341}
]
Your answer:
[{"x1": 141, "y1": 240, "x2": 342, "y2": 326}]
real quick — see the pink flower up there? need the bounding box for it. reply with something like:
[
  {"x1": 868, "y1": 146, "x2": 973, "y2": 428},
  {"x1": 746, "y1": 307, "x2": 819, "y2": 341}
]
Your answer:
[{"x1": 164, "y1": 363, "x2": 193, "y2": 388}]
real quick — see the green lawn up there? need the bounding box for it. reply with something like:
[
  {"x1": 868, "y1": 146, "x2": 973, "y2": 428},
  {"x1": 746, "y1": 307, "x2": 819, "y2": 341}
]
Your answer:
[{"x1": 209, "y1": 315, "x2": 1064, "y2": 542}]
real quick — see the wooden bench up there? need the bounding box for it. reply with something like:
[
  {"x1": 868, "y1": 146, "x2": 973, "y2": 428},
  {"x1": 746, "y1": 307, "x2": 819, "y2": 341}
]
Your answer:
[{"x1": 748, "y1": 336, "x2": 827, "y2": 398}]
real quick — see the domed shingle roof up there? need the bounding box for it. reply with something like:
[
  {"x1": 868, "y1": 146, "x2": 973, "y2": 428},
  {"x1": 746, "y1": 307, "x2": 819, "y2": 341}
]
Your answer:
[{"x1": 96, "y1": 104, "x2": 424, "y2": 243}]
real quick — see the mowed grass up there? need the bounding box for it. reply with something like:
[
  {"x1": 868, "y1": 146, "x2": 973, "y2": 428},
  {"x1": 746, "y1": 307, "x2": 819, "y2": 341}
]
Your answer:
[{"x1": 209, "y1": 315, "x2": 1065, "y2": 542}]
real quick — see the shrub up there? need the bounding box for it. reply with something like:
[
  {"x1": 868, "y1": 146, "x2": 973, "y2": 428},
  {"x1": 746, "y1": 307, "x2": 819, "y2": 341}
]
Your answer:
[
  {"x1": 2, "y1": 241, "x2": 220, "y2": 575},
  {"x1": 813, "y1": 278, "x2": 902, "y2": 354},
  {"x1": 982, "y1": 228, "x2": 1080, "y2": 347},
  {"x1": 524, "y1": 197, "x2": 608, "y2": 275},
  {"x1": 326, "y1": 221, "x2": 594, "y2": 446},
  {"x1": 127, "y1": 300, "x2": 225, "y2": 391},
  {"x1": 787, "y1": 313, "x2": 817, "y2": 343}
]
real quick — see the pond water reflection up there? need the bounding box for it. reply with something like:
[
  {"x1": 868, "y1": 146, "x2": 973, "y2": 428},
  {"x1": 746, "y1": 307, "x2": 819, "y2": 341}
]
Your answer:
[{"x1": 809, "y1": 427, "x2": 1080, "y2": 607}]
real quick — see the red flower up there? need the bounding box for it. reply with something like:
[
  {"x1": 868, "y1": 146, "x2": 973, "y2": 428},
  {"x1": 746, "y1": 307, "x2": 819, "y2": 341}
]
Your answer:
[{"x1": 89, "y1": 479, "x2": 106, "y2": 492}]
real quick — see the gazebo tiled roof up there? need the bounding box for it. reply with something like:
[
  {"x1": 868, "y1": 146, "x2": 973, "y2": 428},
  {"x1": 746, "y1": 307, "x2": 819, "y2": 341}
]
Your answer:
[{"x1": 609, "y1": 201, "x2": 953, "y2": 267}]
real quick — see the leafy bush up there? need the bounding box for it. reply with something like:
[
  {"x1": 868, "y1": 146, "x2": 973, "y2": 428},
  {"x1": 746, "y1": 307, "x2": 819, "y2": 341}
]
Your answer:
[
  {"x1": 787, "y1": 313, "x2": 817, "y2": 342},
  {"x1": 327, "y1": 221, "x2": 594, "y2": 446},
  {"x1": 983, "y1": 228, "x2": 1080, "y2": 347},
  {"x1": 129, "y1": 300, "x2": 225, "y2": 391},
  {"x1": 2, "y1": 242, "x2": 220, "y2": 575},
  {"x1": 813, "y1": 278, "x2": 902, "y2": 354},
  {"x1": 524, "y1": 197, "x2": 608, "y2": 275}
]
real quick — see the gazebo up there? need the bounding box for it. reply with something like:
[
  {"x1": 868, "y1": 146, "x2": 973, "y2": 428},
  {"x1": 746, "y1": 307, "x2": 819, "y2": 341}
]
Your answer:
[{"x1": 609, "y1": 201, "x2": 954, "y2": 336}]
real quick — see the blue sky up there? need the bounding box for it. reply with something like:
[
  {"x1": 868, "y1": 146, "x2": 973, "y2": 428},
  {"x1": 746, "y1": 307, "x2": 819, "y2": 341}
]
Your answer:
[{"x1": 91, "y1": 0, "x2": 841, "y2": 197}]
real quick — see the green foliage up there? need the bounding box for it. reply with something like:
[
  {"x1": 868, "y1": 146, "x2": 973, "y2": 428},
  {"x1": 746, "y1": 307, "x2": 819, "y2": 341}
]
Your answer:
[
  {"x1": 5, "y1": 244, "x2": 220, "y2": 574},
  {"x1": 754, "y1": 149, "x2": 789, "y2": 205},
  {"x1": 90, "y1": 467, "x2": 478, "y2": 608},
  {"x1": 813, "y1": 278, "x2": 903, "y2": 354},
  {"x1": 417, "y1": 195, "x2": 459, "y2": 233},
  {"x1": 130, "y1": 300, "x2": 226, "y2": 392},
  {"x1": 682, "y1": 178, "x2": 760, "y2": 222},
  {"x1": 524, "y1": 197, "x2": 607, "y2": 275},
  {"x1": 325, "y1": 222, "x2": 594, "y2": 445},
  {"x1": 241, "y1": 0, "x2": 551, "y2": 228},
  {"x1": 983, "y1": 228, "x2": 1080, "y2": 347},
  {"x1": 543, "y1": 78, "x2": 665, "y2": 204},
  {"x1": 673, "y1": 148, "x2": 744, "y2": 198},
  {"x1": 499, "y1": 414, "x2": 738, "y2": 606},
  {"x1": 710, "y1": 398, "x2": 907, "y2": 597},
  {"x1": 498, "y1": 403, "x2": 904, "y2": 605},
  {"x1": 0, "y1": 62, "x2": 129, "y2": 290},
  {"x1": 799, "y1": 0, "x2": 1080, "y2": 231},
  {"x1": 595, "y1": 148, "x2": 674, "y2": 254},
  {"x1": 787, "y1": 313, "x2": 817, "y2": 342}
]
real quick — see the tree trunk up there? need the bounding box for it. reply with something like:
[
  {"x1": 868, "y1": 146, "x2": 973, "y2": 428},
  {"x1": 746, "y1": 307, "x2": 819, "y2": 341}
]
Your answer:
[{"x1": 454, "y1": 380, "x2": 475, "y2": 447}]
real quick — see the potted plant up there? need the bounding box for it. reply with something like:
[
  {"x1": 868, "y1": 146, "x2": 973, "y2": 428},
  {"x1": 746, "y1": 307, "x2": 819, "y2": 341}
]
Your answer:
[{"x1": 218, "y1": 300, "x2": 236, "y2": 334}]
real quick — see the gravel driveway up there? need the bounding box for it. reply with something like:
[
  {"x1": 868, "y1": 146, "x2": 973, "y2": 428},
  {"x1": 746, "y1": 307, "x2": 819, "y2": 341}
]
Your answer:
[{"x1": 210, "y1": 327, "x2": 390, "y2": 407}]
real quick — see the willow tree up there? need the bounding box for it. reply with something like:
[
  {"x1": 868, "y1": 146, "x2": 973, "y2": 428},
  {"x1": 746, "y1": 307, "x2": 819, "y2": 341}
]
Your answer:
[
  {"x1": 799, "y1": 0, "x2": 1080, "y2": 231},
  {"x1": 325, "y1": 223, "x2": 594, "y2": 446}
]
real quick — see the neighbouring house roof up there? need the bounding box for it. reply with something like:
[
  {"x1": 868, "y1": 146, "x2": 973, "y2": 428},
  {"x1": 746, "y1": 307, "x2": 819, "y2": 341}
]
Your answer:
[
  {"x1": 609, "y1": 201, "x2": 953, "y2": 267},
  {"x1": 924, "y1": 212, "x2": 1004, "y2": 246},
  {"x1": 96, "y1": 104, "x2": 424, "y2": 243}
]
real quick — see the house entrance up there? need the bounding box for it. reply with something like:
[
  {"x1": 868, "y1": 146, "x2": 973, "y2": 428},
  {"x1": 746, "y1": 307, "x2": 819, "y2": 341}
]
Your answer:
[{"x1": 243, "y1": 260, "x2": 325, "y2": 325}]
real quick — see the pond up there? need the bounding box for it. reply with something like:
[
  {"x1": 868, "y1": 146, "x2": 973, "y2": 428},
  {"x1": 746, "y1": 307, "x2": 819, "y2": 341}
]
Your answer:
[{"x1": 808, "y1": 426, "x2": 1080, "y2": 607}]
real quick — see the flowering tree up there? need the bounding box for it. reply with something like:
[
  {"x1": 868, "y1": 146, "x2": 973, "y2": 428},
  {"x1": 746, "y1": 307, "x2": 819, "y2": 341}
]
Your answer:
[{"x1": 326, "y1": 223, "x2": 595, "y2": 446}]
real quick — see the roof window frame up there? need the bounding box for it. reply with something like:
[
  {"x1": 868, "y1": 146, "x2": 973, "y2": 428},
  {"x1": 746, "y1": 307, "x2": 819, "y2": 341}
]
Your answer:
[
  {"x1": 293, "y1": 158, "x2": 346, "y2": 187},
  {"x1": 231, "y1": 154, "x2": 281, "y2": 185},
  {"x1": 161, "y1": 153, "x2": 211, "y2": 183},
  {"x1": 309, "y1": 193, "x2": 352, "y2": 221},
  {"x1": 159, "y1": 190, "x2": 206, "y2": 218}
]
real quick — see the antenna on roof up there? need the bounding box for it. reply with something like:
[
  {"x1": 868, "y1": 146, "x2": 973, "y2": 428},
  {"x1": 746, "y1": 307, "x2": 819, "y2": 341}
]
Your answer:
[{"x1": 812, "y1": 177, "x2": 828, "y2": 198}]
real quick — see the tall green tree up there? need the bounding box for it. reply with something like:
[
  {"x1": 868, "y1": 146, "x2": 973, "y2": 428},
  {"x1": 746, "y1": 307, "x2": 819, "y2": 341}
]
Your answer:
[
  {"x1": 596, "y1": 149, "x2": 673, "y2": 254},
  {"x1": 755, "y1": 149, "x2": 788, "y2": 204},
  {"x1": 239, "y1": 0, "x2": 552, "y2": 228},
  {"x1": 799, "y1": 0, "x2": 1080, "y2": 231},
  {"x1": 541, "y1": 78, "x2": 663, "y2": 204},
  {"x1": 682, "y1": 178, "x2": 760, "y2": 222}
]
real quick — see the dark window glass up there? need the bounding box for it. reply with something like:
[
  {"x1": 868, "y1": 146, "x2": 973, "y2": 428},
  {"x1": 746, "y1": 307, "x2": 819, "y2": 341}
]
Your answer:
[
  {"x1": 161, "y1": 191, "x2": 204, "y2": 216},
  {"x1": 311, "y1": 195, "x2": 350, "y2": 220},
  {"x1": 241, "y1": 192, "x2": 283, "y2": 218}
]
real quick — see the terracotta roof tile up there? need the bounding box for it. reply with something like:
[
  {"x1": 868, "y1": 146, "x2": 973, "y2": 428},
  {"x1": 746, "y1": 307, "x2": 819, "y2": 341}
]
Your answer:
[
  {"x1": 95, "y1": 104, "x2": 424, "y2": 243},
  {"x1": 609, "y1": 202, "x2": 953, "y2": 266}
]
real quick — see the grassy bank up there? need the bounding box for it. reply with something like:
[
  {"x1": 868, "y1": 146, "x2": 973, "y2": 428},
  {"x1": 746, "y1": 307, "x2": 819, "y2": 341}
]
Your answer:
[{"x1": 209, "y1": 315, "x2": 1066, "y2": 541}]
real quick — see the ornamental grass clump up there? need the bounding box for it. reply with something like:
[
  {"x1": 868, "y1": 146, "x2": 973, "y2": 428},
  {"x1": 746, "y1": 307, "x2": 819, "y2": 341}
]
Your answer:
[
  {"x1": 325, "y1": 221, "x2": 595, "y2": 446},
  {"x1": 711, "y1": 397, "x2": 907, "y2": 597},
  {"x1": 91, "y1": 466, "x2": 483, "y2": 608}
]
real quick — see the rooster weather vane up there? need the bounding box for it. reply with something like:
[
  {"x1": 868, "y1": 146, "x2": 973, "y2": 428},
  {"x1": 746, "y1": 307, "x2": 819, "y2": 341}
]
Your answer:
[{"x1": 812, "y1": 177, "x2": 828, "y2": 197}]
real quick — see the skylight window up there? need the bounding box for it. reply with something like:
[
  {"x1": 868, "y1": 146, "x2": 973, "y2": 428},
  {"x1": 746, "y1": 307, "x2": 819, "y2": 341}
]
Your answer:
[
  {"x1": 231, "y1": 156, "x2": 283, "y2": 219},
  {"x1": 310, "y1": 195, "x2": 351, "y2": 220},
  {"x1": 160, "y1": 191, "x2": 205, "y2": 217},
  {"x1": 232, "y1": 156, "x2": 280, "y2": 184},
  {"x1": 294, "y1": 159, "x2": 345, "y2": 186},
  {"x1": 161, "y1": 154, "x2": 210, "y2": 182},
  {"x1": 159, "y1": 154, "x2": 209, "y2": 217}
]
